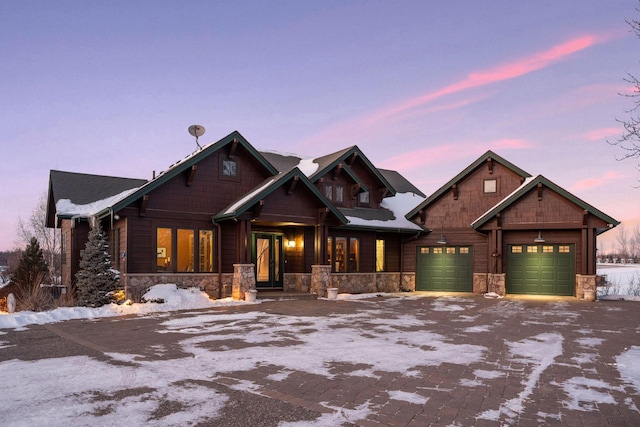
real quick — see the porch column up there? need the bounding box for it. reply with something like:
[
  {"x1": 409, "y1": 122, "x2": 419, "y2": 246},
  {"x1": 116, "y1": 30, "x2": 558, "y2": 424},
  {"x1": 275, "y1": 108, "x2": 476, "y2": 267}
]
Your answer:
[
  {"x1": 311, "y1": 264, "x2": 331, "y2": 297},
  {"x1": 232, "y1": 263, "x2": 256, "y2": 300}
]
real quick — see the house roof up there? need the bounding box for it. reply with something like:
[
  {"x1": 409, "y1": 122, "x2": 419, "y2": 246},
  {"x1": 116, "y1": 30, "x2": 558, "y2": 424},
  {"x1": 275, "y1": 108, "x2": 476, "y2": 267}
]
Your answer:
[
  {"x1": 46, "y1": 170, "x2": 147, "y2": 226},
  {"x1": 339, "y1": 192, "x2": 427, "y2": 233},
  {"x1": 406, "y1": 150, "x2": 531, "y2": 219},
  {"x1": 471, "y1": 175, "x2": 620, "y2": 232},
  {"x1": 379, "y1": 169, "x2": 426, "y2": 198},
  {"x1": 92, "y1": 131, "x2": 278, "y2": 219},
  {"x1": 212, "y1": 167, "x2": 348, "y2": 224},
  {"x1": 309, "y1": 146, "x2": 397, "y2": 196}
]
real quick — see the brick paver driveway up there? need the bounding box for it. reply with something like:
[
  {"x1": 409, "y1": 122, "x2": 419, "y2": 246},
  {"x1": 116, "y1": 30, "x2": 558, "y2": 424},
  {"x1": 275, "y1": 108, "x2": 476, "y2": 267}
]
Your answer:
[{"x1": 1, "y1": 294, "x2": 639, "y2": 426}]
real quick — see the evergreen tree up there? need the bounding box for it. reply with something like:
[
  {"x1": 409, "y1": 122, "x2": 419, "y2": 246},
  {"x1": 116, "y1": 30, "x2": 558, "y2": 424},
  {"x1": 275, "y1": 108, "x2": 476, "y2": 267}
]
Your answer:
[
  {"x1": 75, "y1": 223, "x2": 119, "y2": 307},
  {"x1": 10, "y1": 237, "x2": 49, "y2": 288}
]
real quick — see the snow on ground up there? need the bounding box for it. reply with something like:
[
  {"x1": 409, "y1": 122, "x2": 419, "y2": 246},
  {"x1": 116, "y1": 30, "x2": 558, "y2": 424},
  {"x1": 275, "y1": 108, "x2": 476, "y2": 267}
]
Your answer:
[{"x1": 597, "y1": 263, "x2": 640, "y2": 300}]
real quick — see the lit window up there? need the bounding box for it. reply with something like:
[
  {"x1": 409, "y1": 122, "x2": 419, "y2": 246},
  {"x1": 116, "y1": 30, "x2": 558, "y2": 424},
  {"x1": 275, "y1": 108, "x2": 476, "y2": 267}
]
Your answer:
[
  {"x1": 433, "y1": 247, "x2": 443, "y2": 254},
  {"x1": 157, "y1": 228, "x2": 172, "y2": 272},
  {"x1": 484, "y1": 179, "x2": 497, "y2": 193},
  {"x1": 327, "y1": 237, "x2": 333, "y2": 265},
  {"x1": 543, "y1": 246, "x2": 554, "y2": 253},
  {"x1": 335, "y1": 237, "x2": 347, "y2": 272},
  {"x1": 199, "y1": 230, "x2": 214, "y2": 272},
  {"x1": 420, "y1": 247, "x2": 429, "y2": 254},
  {"x1": 511, "y1": 246, "x2": 523, "y2": 253},
  {"x1": 177, "y1": 229, "x2": 194, "y2": 272},
  {"x1": 459, "y1": 247, "x2": 469, "y2": 254},
  {"x1": 376, "y1": 239, "x2": 385, "y2": 272},
  {"x1": 559, "y1": 245, "x2": 571, "y2": 253},
  {"x1": 349, "y1": 237, "x2": 359, "y2": 272},
  {"x1": 527, "y1": 246, "x2": 538, "y2": 253},
  {"x1": 446, "y1": 247, "x2": 456, "y2": 254}
]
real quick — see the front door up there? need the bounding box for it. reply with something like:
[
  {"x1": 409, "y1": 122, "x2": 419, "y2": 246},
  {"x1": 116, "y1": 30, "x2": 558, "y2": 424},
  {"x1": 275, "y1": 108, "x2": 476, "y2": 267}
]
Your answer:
[{"x1": 252, "y1": 233, "x2": 284, "y2": 289}]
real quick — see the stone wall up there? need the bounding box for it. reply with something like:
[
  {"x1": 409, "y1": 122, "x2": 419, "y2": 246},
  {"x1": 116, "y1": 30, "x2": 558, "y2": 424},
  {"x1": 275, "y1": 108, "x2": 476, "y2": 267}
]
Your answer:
[
  {"x1": 122, "y1": 273, "x2": 233, "y2": 302},
  {"x1": 473, "y1": 273, "x2": 488, "y2": 294},
  {"x1": 283, "y1": 273, "x2": 311, "y2": 293},
  {"x1": 232, "y1": 264, "x2": 256, "y2": 300}
]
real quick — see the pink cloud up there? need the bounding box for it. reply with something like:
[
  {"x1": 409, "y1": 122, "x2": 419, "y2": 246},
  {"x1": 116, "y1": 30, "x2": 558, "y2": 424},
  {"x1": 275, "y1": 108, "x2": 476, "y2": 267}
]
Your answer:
[
  {"x1": 582, "y1": 127, "x2": 620, "y2": 141},
  {"x1": 572, "y1": 170, "x2": 625, "y2": 191},
  {"x1": 378, "y1": 139, "x2": 532, "y2": 172},
  {"x1": 297, "y1": 33, "x2": 609, "y2": 152}
]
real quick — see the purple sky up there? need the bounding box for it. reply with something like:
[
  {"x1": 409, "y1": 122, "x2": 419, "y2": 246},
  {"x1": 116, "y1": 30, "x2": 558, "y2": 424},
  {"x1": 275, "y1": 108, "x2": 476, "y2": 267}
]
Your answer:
[{"x1": 1, "y1": 1, "x2": 638, "y2": 253}]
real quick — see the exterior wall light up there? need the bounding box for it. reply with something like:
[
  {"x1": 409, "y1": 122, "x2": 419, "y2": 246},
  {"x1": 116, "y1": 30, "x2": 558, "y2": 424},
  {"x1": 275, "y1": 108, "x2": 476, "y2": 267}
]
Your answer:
[
  {"x1": 534, "y1": 231, "x2": 545, "y2": 243},
  {"x1": 287, "y1": 240, "x2": 296, "y2": 248},
  {"x1": 437, "y1": 235, "x2": 447, "y2": 245}
]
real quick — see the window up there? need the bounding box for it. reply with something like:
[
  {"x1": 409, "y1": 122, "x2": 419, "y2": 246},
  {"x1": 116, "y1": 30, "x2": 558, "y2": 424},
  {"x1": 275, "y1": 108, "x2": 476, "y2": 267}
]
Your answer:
[
  {"x1": 433, "y1": 247, "x2": 443, "y2": 254},
  {"x1": 446, "y1": 247, "x2": 456, "y2": 254},
  {"x1": 527, "y1": 246, "x2": 538, "y2": 253},
  {"x1": 199, "y1": 230, "x2": 214, "y2": 272},
  {"x1": 335, "y1": 185, "x2": 344, "y2": 204},
  {"x1": 376, "y1": 239, "x2": 385, "y2": 272},
  {"x1": 328, "y1": 236, "x2": 360, "y2": 272},
  {"x1": 511, "y1": 246, "x2": 523, "y2": 253},
  {"x1": 359, "y1": 191, "x2": 370, "y2": 206},
  {"x1": 484, "y1": 179, "x2": 497, "y2": 193},
  {"x1": 157, "y1": 227, "x2": 215, "y2": 273},
  {"x1": 324, "y1": 184, "x2": 333, "y2": 201},
  {"x1": 459, "y1": 247, "x2": 470, "y2": 254},
  {"x1": 542, "y1": 246, "x2": 554, "y2": 253},
  {"x1": 222, "y1": 159, "x2": 237, "y2": 177},
  {"x1": 157, "y1": 228, "x2": 172, "y2": 271},
  {"x1": 559, "y1": 245, "x2": 571, "y2": 253},
  {"x1": 420, "y1": 247, "x2": 429, "y2": 254}
]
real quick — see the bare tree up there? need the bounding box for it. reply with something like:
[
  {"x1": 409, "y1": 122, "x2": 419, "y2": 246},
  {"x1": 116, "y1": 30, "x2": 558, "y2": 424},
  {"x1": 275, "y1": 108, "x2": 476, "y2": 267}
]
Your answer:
[
  {"x1": 15, "y1": 192, "x2": 60, "y2": 285},
  {"x1": 616, "y1": 224, "x2": 630, "y2": 259},
  {"x1": 632, "y1": 224, "x2": 640, "y2": 258},
  {"x1": 610, "y1": 8, "x2": 640, "y2": 173}
]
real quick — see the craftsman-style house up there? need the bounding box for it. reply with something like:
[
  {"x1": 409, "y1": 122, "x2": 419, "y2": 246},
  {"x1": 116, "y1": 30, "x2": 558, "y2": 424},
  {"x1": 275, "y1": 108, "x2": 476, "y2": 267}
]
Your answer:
[{"x1": 46, "y1": 131, "x2": 618, "y2": 300}]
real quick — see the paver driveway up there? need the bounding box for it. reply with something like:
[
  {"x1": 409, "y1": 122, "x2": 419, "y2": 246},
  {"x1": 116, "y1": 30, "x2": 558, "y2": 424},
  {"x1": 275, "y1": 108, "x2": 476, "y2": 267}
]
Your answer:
[{"x1": 1, "y1": 294, "x2": 639, "y2": 426}]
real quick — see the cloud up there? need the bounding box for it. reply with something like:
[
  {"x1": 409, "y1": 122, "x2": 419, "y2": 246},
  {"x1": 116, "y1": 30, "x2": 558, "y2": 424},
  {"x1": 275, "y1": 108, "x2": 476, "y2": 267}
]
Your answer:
[
  {"x1": 572, "y1": 170, "x2": 624, "y2": 191},
  {"x1": 297, "y1": 33, "x2": 609, "y2": 152},
  {"x1": 582, "y1": 127, "x2": 620, "y2": 141},
  {"x1": 378, "y1": 138, "x2": 532, "y2": 172}
]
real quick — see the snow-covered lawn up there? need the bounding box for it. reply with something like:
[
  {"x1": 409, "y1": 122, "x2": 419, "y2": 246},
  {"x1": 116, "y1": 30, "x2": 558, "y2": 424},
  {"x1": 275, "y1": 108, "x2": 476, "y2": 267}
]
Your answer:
[
  {"x1": 1, "y1": 285, "x2": 639, "y2": 426},
  {"x1": 597, "y1": 263, "x2": 640, "y2": 299}
]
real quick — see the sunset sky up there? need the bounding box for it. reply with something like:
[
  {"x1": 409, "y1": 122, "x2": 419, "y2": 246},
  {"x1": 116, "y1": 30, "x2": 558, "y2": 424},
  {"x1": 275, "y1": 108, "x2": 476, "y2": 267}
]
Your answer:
[{"x1": 1, "y1": 1, "x2": 639, "y2": 253}]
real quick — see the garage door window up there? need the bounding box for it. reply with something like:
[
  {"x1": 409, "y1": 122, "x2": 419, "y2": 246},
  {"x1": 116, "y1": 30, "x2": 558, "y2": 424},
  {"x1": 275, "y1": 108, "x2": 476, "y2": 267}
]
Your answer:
[
  {"x1": 511, "y1": 246, "x2": 523, "y2": 253},
  {"x1": 527, "y1": 246, "x2": 538, "y2": 253},
  {"x1": 559, "y1": 245, "x2": 570, "y2": 253},
  {"x1": 446, "y1": 247, "x2": 456, "y2": 254},
  {"x1": 543, "y1": 245, "x2": 554, "y2": 253},
  {"x1": 433, "y1": 247, "x2": 443, "y2": 254}
]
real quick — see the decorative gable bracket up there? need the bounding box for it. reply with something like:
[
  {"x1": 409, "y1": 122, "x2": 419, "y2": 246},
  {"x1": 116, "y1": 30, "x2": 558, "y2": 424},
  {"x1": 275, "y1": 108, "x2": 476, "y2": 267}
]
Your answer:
[
  {"x1": 487, "y1": 157, "x2": 494, "y2": 174},
  {"x1": 317, "y1": 207, "x2": 329, "y2": 225},
  {"x1": 139, "y1": 195, "x2": 149, "y2": 216},
  {"x1": 187, "y1": 165, "x2": 197, "y2": 186},
  {"x1": 452, "y1": 184, "x2": 458, "y2": 200},
  {"x1": 252, "y1": 200, "x2": 264, "y2": 219},
  {"x1": 377, "y1": 188, "x2": 389, "y2": 203},
  {"x1": 288, "y1": 176, "x2": 299, "y2": 195},
  {"x1": 228, "y1": 138, "x2": 238, "y2": 159},
  {"x1": 333, "y1": 163, "x2": 343, "y2": 180},
  {"x1": 537, "y1": 183, "x2": 543, "y2": 201},
  {"x1": 351, "y1": 183, "x2": 361, "y2": 199}
]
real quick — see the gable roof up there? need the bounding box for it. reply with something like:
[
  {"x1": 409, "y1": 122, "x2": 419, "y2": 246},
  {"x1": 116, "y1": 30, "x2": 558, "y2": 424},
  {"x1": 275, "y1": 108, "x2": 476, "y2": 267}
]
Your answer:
[
  {"x1": 471, "y1": 175, "x2": 620, "y2": 232},
  {"x1": 406, "y1": 150, "x2": 531, "y2": 219},
  {"x1": 47, "y1": 170, "x2": 147, "y2": 226},
  {"x1": 212, "y1": 167, "x2": 347, "y2": 224},
  {"x1": 91, "y1": 131, "x2": 278, "y2": 219},
  {"x1": 379, "y1": 169, "x2": 426, "y2": 198},
  {"x1": 309, "y1": 146, "x2": 397, "y2": 196}
]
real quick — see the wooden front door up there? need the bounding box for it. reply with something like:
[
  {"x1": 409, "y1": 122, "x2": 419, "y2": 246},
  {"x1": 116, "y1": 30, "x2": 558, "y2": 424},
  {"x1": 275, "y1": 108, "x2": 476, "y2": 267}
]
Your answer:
[{"x1": 252, "y1": 233, "x2": 284, "y2": 289}]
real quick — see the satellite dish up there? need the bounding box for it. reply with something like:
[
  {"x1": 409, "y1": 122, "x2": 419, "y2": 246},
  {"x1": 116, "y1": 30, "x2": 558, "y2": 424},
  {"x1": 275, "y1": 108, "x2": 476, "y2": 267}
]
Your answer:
[{"x1": 188, "y1": 125, "x2": 206, "y2": 149}]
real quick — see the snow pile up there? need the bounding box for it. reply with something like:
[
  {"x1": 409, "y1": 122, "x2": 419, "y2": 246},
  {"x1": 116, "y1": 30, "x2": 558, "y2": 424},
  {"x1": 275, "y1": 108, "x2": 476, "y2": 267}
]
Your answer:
[{"x1": 0, "y1": 284, "x2": 249, "y2": 329}]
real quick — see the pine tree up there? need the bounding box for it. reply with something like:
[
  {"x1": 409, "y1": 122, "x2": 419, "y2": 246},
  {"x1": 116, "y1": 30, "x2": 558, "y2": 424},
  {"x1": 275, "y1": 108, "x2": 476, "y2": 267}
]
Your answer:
[
  {"x1": 10, "y1": 237, "x2": 49, "y2": 288},
  {"x1": 75, "y1": 223, "x2": 119, "y2": 307}
]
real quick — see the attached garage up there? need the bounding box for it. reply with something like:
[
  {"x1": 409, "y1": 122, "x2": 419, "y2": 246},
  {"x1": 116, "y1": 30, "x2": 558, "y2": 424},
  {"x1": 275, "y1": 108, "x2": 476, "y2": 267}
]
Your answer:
[
  {"x1": 416, "y1": 246, "x2": 473, "y2": 291},
  {"x1": 506, "y1": 244, "x2": 574, "y2": 296}
]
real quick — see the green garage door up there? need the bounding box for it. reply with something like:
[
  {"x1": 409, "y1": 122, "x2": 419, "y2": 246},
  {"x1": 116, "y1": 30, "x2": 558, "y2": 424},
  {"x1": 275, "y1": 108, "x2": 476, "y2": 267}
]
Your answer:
[
  {"x1": 416, "y1": 246, "x2": 473, "y2": 291},
  {"x1": 506, "y1": 244, "x2": 574, "y2": 296}
]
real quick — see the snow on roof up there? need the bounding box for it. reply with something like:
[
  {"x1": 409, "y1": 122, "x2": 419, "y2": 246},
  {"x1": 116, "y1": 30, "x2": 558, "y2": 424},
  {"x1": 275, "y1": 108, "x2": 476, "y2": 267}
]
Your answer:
[
  {"x1": 55, "y1": 187, "x2": 141, "y2": 218},
  {"x1": 297, "y1": 158, "x2": 319, "y2": 176},
  {"x1": 345, "y1": 192, "x2": 425, "y2": 231},
  {"x1": 221, "y1": 178, "x2": 276, "y2": 215},
  {"x1": 471, "y1": 177, "x2": 535, "y2": 227}
]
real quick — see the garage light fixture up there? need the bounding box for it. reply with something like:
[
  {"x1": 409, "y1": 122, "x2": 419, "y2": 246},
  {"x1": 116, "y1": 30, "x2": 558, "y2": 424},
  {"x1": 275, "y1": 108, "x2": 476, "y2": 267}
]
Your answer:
[
  {"x1": 534, "y1": 231, "x2": 545, "y2": 243},
  {"x1": 437, "y1": 235, "x2": 447, "y2": 245}
]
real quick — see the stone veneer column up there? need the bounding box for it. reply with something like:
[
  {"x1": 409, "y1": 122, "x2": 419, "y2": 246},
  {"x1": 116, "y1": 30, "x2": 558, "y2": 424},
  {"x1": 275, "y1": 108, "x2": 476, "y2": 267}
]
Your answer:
[
  {"x1": 232, "y1": 264, "x2": 256, "y2": 300},
  {"x1": 488, "y1": 273, "x2": 506, "y2": 296},
  {"x1": 576, "y1": 274, "x2": 597, "y2": 301},
  {"x1": 473, "y1": 273, "x2": 488, "y2": 294},
  {"x1": 311, "y1": 265, "x2": 332, "y2": 297}
]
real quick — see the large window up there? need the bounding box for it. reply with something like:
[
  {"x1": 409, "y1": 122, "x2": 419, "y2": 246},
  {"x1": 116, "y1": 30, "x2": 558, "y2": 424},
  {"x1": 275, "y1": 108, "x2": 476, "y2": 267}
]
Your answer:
[
  {"x1": 157, "y1": 227, "x2": 215, "y2": 273},
  {"x1": 327, "y1": 236, "x2": 360, "y2": 272}
]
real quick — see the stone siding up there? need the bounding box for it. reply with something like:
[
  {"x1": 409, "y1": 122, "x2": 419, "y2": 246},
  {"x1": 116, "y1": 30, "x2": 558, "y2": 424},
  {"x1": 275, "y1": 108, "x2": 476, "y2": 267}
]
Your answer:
[
  {"x1": 233, "y1": 264, "x2": 256, "y2": 300},
  {"x1": 576, "y1": 274, "x2": 596, "y2": 301},
  {"x1": 283, "y1": 273, "x2": 311, "y2": 293},
  {"x1": 488, "y1": 273, "x2": 506, "y2": 296},
  {"x1": 122, "y1": 273, "x2": 233, "y2": 302},
  {"x1": 473, "y1": 273, "x2": 488, "y2": 294}
]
